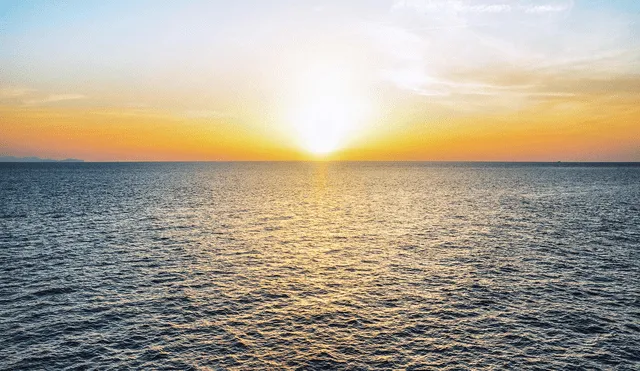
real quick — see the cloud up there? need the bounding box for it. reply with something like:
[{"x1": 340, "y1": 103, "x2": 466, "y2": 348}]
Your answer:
[
  {"x1": 391, "y1": 0, "x2": 573, "y2": 15},
  {"x1": 0, "y1": 87, "x2": 36, "y2": 99},
  {"x1": 24, "y1": 94, "x2": 85, "y2": 105},
  {"x1": 182, "y1": 110, "x2": 235, "y2": 119},
  {"x1": 524, "y1": 3, "x2": 573, "y2": 14},
  {"x1": 391, "y1": 0, "x2": 510, "y2": 13},
  {"x1": 364, "y1": 0, "x2": 637, "y2": 110},
  {"x1": 0, "y1": 88, "x2": 86, "y2": 106}
]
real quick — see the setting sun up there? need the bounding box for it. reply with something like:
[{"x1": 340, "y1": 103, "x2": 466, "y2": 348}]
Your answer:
[{"x1": 288, "y1": 63, "x2": 371, "y2": 156}]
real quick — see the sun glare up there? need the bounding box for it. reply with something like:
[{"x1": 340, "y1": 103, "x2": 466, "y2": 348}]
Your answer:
[{"x1": 289, "y1": 63, "x2": 370, "y2": 156}]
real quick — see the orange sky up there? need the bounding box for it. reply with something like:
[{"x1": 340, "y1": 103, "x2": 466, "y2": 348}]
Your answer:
[{"x1": 1, "y1": 1, "x2": 639, "y2": 161}]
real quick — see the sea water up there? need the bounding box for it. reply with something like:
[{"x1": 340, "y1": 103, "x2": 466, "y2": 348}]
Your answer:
[{"x1": 1, "y1": 162, "x2": 639, "y2": 369}]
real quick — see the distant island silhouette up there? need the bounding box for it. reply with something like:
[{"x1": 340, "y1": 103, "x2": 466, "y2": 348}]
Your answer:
[{"x1": 0, "y1": 156, "x2": 84, "y2": 163}]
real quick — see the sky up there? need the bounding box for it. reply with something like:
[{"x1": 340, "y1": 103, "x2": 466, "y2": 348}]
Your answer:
[{"x1": 1, "y1": 0, "x2": 639, "y2": 161}]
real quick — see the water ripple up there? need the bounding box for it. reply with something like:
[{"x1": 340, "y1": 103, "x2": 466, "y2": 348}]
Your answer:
[{"x1": 1, "y1": 162, "x2": 639, "y2": 370}]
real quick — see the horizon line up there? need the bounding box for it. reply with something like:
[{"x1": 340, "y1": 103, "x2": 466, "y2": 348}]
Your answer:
[{"x1": 2, "y1": 160, "x2": 640, "y2": 164}]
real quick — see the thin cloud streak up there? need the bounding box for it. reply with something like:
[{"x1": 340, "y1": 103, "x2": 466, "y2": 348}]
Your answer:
[
  {"x1": 0, "y1": 88, "x2": 86, "y2": 106},
  {"x1": 23, "y1": 94, "x2": 86, "y2": 106},
  {"x1": 391, "y1": 0, "x2": 574, "y2": 14}
]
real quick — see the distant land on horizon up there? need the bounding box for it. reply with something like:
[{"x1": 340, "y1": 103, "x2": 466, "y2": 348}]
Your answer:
[{"x1": 0, "y1": 156, "x2": 84, "y2": 163}]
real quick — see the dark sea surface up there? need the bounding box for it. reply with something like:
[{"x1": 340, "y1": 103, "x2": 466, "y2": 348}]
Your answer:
[{"x1": 1, "y1": 162, "x2": 639, "y2": 370}]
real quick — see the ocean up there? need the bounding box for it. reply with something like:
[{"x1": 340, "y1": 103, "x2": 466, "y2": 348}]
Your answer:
[{"x1": 1, "y1": 162, "x2": 639, "y2": 370}]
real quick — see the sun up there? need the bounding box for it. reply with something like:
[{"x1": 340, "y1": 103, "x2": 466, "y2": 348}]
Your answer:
[
  {"x1": 296, "y1": 94, "x2": 354, "y2": 155},
  {"x1": 288, "y1": 63, "x2": 370, "y2": 156}
]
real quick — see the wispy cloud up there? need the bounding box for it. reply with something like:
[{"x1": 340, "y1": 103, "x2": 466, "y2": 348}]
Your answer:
[
  {"x1": 524, "y1": 3, "x2": 573, "y2": 14},
  {"x1": 0, "y1": 87, "x2": 36, "y2": 100},
  {"x1": 0, "y1": 88, "x2": 86, "y2": 106},
  {"x1": 392, "y1": 0, "x2": 573, "y2": 15},
  {"x1": 23, "y1": 94, "x2": 85, "y2": 106},
  {"x1": 365, "y1": 0, "x2": 637, "y2": 108},
  {"x1": 182, "y1": 110, "x2": 235, "y2": 119}
]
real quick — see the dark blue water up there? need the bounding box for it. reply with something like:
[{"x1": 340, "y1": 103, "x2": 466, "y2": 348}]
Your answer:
[{"x1": 1, "y1": 162, "x2": 639, "y2": 370}]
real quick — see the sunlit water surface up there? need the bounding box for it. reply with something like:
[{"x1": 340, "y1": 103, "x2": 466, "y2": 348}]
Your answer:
[{"x1": 1, "y1": 162, "x2": 639, "y2": 370}]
